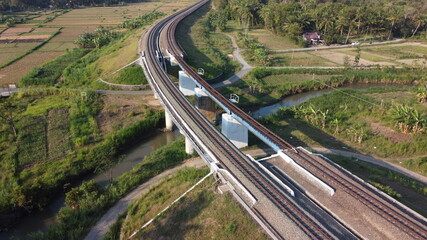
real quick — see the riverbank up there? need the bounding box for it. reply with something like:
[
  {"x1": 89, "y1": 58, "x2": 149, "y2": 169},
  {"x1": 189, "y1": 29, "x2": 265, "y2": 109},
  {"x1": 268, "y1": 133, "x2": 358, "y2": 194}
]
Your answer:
[
  {"x1": 219, "y1": 67, "x2": 424, "y2": 110},
  {"x1": 27, "y1": 138, "x2": 191, "y2": 240},
  {"x1": 253, "y1": 86, "x2": 427, "y2": 171},
  {"x1": 0, "y1": 91, "x2": 165, "y2": 234}
]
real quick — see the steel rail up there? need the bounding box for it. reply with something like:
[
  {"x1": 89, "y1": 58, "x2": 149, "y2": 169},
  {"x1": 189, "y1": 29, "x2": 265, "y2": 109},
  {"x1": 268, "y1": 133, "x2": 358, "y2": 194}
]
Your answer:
[
  {"x1": 141, "y1": 1, "x2": 337, "y2": 239},
  {"x1": 288, "y1": 149, "x2": 427, "y2": 239},
  {"x1": 163, "y1": 1, "x2": 427, "y2": 239}
]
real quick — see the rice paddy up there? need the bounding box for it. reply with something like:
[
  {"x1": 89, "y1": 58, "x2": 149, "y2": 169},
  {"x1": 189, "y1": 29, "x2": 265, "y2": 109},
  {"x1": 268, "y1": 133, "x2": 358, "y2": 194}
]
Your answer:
[{"x1": 0, "y1": 0, "x2": 196, "y2": 85}]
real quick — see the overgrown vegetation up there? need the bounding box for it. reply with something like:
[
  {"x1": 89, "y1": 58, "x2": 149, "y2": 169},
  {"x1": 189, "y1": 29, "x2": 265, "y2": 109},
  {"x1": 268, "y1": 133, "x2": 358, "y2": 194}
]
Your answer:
[
  {"x1": 213, "y1": 0, "x2": 427, "y2": 45},
  {"x1": 258, "y1": 87, "x2": 427, "y2": 159},
  {"x1": 20, "y1": 49, "x2": 90, "y2": 86},
  {"x1": 69, "y1": 91, "x2": 103, "y2": 146},
  {"x1": 75, "y1": 27, "x2": 121, "y2": 49},
  {"x1": 177, "y1": 3, "x2": 239, "y2": 80},
  {"x1": 28, "y1": 138, "x2": 190, "y2": 240},
  {"x1": 118, "y1": 10, "x2": 164, "y2": 29},
  {"x1": 221, "y1": 67, "x2": 427, "y2": 108},
  {"x1": 0, "y1": 92, "x2": 164, "y2": 228},
  {"x1": 237, "y1": 33, "x2": 271, "y2": 66}
]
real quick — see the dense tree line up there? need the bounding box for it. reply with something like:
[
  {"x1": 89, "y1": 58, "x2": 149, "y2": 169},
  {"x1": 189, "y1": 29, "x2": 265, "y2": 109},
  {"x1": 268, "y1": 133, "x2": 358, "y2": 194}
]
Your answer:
[
  {"x1": 211, "y1": 0, "x2": 427, "y2": 44},
  {"x1": 0, "y1": 0, "x2": 145, "y2": 10}
]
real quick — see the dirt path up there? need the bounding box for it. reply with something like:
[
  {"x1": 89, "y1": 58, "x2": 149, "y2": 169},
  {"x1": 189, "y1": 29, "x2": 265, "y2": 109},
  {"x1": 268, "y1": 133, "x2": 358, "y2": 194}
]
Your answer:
[
  {"x1": 271, "y1": 39, "x2": 405, "y2": 53},
  {"x1": 311, "y1": 147, "x2": 427, "y2": 185},
  {"x1": 84, "y1": 157, "x2": 206, "y2": 240},
  {"x1": 84, "y1": 148, "x2": 273, "y2": 240},
  {"x1": 212, "y1": 34, "x2": 253, "y2": 88},
  {"x1": 84, "y1": 146, "x2": 425, "y2": 239}
]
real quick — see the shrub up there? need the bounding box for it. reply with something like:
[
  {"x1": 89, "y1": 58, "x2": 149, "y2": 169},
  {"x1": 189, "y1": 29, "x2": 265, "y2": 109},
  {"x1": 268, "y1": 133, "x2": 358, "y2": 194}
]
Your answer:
[{"x1": 20, "y1": 49, "x2": 90, "y2": 87}]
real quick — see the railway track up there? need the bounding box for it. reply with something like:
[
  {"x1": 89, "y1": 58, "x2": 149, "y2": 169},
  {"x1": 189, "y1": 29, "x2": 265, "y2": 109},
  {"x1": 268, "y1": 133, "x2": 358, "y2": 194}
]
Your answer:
[
  {"x1": 141, "y1": 0, "x2": 427, "y2": 239},
  {"x1": 161, "y1": 1, "x2": 427, "y2": 239},
  {"x1": 288, "y1": 149, "x2": 427, "y2": 239},
  {"x1": 140, "y1": 1, "x2": 343, "y2": 239}
]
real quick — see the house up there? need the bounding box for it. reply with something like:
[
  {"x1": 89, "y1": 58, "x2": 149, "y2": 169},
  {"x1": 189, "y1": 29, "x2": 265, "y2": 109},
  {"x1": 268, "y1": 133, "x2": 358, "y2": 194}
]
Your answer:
[{"x1": 303, "y1": 31, "x2": 324, "y2": 45}]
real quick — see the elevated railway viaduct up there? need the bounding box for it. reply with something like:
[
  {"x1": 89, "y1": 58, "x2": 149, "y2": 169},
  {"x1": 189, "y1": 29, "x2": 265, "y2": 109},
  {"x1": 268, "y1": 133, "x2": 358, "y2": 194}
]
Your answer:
[{"x1": 139, "y1": 1, "x2": 427, "y2": 239}]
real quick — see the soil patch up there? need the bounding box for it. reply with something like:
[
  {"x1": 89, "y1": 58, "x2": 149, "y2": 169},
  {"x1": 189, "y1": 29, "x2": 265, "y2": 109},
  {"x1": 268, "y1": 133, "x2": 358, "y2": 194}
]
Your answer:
[
  {"x1": 371, "y1": 122, "x2": 412, "y2": 143},
  {"x1": 0, "y1": 51, "x2": 64, "y2": 85},
  {"x1": 1, "y1": 27, "x2": 32, "y2": 36},
  {"x1": 96, "y1": 94, "x2": 161, "y2": 135},
  {"x1": 0, "y1": 35, "x2": 50, "y2": 43},
  {"x1": 312, "y1": 50, "x2": 396, "y2": 66}
]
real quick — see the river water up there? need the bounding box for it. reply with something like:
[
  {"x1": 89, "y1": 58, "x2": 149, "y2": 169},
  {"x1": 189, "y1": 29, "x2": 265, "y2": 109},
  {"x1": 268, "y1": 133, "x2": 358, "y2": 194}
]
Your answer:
[
  {"x1": 1, "y1": 130, "x2": 180, "y2": 240},
  {"x1": 252, "y1": 83, "x2": 394, "y2": 118}
]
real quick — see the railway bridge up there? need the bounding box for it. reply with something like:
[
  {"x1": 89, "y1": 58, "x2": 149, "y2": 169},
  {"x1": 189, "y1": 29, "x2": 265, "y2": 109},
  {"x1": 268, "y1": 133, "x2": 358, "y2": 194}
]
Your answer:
[{"x1": 138, "y1": 0, "x2": 427, "y2": 239}]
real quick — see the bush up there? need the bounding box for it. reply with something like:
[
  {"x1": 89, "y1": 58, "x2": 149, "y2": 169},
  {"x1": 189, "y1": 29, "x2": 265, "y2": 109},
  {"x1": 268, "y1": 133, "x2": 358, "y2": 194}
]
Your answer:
[
  {"x1": 118, "y1": 11, "x2": 164, "y2": 29},
  {"x1": 110, "y1": 65, "x2": 147, "y2": 85},
  {"x1": 20, "y1": 49, "x2": 90, "y2": 87}
]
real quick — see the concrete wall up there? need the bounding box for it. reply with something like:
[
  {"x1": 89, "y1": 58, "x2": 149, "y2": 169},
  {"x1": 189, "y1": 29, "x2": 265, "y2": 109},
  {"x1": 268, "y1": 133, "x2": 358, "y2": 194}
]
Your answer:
[
  {"x1": 221, "y1": 113, "x2": 248, "y2": 148},
  {"x1": 179, "y1": 71, "x2": 196, "y2": 96}
]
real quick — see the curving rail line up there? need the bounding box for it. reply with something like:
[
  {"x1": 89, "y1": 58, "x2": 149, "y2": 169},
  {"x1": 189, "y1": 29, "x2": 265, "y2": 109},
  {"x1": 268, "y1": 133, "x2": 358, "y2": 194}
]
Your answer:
[
  {"x1": 161, "y1": 1, "x2": 427, "y2": 239},
  {"x1": 140, "y1": 1, "x2": 340, "y2": 239},
  {"x1": 141, "y1": 0, "x2": 427, "y2": 239}
]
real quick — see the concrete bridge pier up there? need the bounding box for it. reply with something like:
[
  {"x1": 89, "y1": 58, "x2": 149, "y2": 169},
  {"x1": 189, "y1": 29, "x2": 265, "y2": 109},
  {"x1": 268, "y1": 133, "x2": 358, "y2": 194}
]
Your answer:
[
  {"x1": 221, "y1": 113, "x2": 248, "y2": 148},
  {"x1": 179, "y1": 71, "x2": 196, "y2": 96},
  {"x1": 165, "y1": 111, "x2": 174, "y2": 131},
  {"x1": 185, "y1": 137, "x2": 195, "y2": 154},
  {"x1": 195, "y1": 87, "x2": 216, "y2": 122},
  {"x1": 169, "y1": 55, "x2": 178, "y2": 66}
]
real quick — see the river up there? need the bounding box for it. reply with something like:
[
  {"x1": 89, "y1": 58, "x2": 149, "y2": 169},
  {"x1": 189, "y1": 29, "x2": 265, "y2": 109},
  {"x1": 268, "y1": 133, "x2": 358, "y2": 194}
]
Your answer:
[
  {"x1": 1, "y1": 130, "x2": 180, "y2": 240},
  {"x1": 252, "y1": 83, "x2": 395, "y2": 118}
]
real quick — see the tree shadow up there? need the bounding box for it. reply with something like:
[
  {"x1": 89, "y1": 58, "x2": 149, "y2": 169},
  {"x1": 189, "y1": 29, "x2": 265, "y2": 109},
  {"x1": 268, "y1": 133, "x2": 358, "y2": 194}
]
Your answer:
[
  {"x1": 250, "y1": 116, "x2": 361, "y2": 156},
  {"x1": 175, "y1": 3, "x2": 221, "y2": 78}
]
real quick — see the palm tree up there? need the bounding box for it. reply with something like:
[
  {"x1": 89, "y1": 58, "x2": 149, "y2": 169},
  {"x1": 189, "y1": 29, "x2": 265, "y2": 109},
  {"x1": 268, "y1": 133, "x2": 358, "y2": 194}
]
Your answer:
[
  {"x1": 411, "y1": 14, "x2": 427, "y2": 37},
  {"x1": 386, "y1": 7, "x2": 403, "y2": 40}
]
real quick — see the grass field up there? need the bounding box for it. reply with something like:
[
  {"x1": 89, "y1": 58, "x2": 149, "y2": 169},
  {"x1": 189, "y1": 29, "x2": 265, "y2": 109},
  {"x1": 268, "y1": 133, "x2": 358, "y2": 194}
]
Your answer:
[
  {"x1": 268, "y1": 51, "x2": 338, "y2": 67},
  {"x1": 263, "y1": 74, "x2": 334, "y2": 86},
  {"x1": 225, "y1": 20, "x2": 297, "y2": 50},
  {"x1": 362, "y1": 44, "x2": 427, "y2": 59},
  {"x1": 261, "y1": 88, "x2": 427, "y2": 159},
  {"x1": 117, "y1": 168, "x2": 267, "y2": 240},
  {"x1": 176, "y1": 2, "x2": 238, "y2": 79}
]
